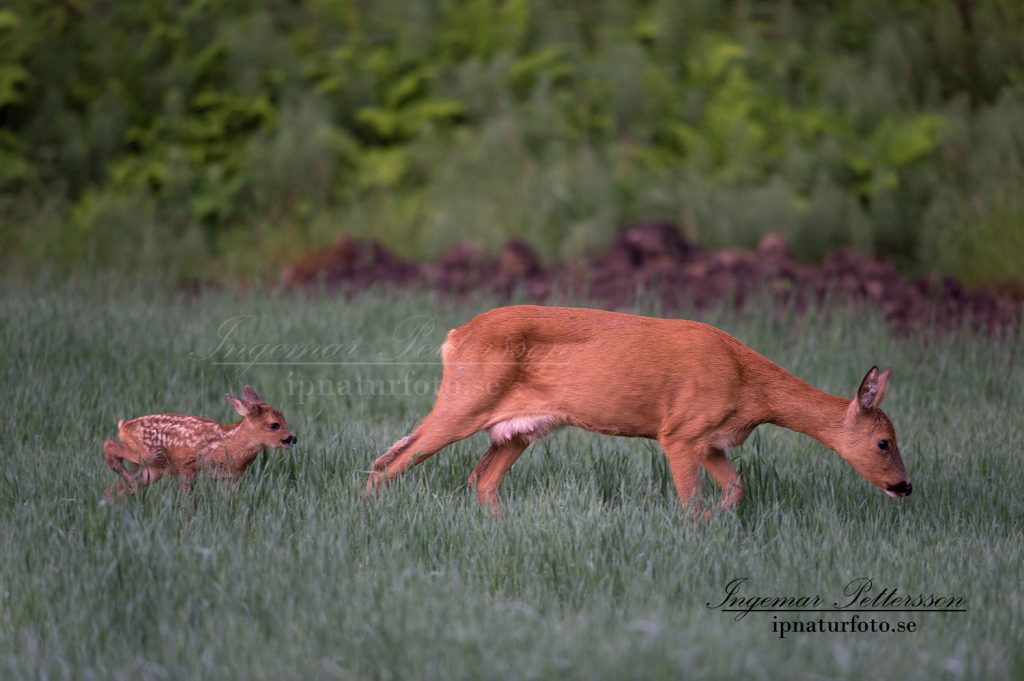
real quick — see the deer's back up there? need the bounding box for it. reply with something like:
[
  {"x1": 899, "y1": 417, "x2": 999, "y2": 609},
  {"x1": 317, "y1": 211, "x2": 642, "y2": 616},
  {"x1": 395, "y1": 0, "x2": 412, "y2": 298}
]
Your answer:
[
  {"x1": 120, "y1": 414, "x2": 227, "y2": 457},
  {"x1": 449, "y1": 305, "x2": 750, "y2": 369},
  {"x1": 446, "y1": 305, "x2": 763, "y2": 437}
]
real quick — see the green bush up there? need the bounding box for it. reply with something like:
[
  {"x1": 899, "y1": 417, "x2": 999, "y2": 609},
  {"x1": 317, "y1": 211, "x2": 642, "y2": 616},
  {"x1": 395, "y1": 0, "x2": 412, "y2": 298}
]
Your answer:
[{"x1": 0, "y1": 1, "x2": 1022, "y2": 285}]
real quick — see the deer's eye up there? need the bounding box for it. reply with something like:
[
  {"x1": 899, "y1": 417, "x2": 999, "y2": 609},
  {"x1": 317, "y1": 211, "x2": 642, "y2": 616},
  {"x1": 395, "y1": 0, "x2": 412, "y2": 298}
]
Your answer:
[
  {"x1": 878, "y1": 439, "x2": 890, "y2": 451},
  {"x1": 268, "y1": 423, "x2": 281, "y2": 431}
]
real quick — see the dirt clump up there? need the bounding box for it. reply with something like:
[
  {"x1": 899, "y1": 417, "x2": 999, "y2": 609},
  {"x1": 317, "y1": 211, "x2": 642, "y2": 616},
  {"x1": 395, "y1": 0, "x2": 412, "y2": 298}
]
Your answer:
[{"x1": 283, "y1": 223, "x2": 1021, "y2": 334}]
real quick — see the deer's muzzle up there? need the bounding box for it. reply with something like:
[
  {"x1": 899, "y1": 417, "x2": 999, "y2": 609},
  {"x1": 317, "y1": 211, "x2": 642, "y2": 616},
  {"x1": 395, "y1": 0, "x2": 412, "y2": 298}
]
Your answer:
[{"x1": 885, "y1": 480, "x2": 912, "y2": 498}]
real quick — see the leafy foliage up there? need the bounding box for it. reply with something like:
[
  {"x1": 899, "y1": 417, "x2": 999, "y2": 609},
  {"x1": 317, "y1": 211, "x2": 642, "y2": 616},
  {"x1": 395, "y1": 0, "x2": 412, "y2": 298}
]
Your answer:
[{"x1": 0, "y1": 0, "x2": 1022, "y2": 284}]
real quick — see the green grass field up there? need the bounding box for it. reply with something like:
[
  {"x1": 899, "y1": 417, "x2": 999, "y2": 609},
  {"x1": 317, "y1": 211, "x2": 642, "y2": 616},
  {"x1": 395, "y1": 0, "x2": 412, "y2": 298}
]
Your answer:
[{"x1": 1, "y1": 284, "x2": 1022, "y2": 679}]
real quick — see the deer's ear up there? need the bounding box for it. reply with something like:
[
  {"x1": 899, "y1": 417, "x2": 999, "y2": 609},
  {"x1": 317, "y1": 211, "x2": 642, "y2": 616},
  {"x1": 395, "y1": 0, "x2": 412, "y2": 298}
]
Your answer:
[
  {"x1": 856, "y1": 366, "x2": 891, "y2": 411},
  {"x1": 242, "y1": 385, "x2": 263, "y2": 404},
  {"x1": 226, "y1": 393, "x2": 254, "y2": 417}
]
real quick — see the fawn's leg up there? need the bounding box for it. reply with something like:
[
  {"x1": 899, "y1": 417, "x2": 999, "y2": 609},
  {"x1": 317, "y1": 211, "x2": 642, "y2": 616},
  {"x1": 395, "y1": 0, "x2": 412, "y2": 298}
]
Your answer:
[
  {"x1": 467, "y1": 436, "x2": 530, "y2": 515},
  {"x1": 180, "y1": 469, "x2": 197, "y2": 495},
  {"x1": 103, "y1": 440, "x2": 166, "y2": 501},
  {"x1": 104, "y1": 440, "x2": 131, "y2": 481},
  {"x1": 104, "y1": 481, "x2": 131, "y2": 502},
  {"x1": 702, "y1": 448, "x2": 744, "y2": 510},
  {"x1": 107, "y1": 467, "x2": 166, "y2": 499},
  {"x1": 103, "y1": 440, "x2": 141, "y2": 498}
]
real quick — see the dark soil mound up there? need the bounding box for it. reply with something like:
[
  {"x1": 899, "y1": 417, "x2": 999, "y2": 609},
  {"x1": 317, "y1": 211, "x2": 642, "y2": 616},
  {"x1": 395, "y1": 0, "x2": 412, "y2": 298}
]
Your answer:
[{"x1": 282, "y1": 223, "x2": 1021, "y2": 334}]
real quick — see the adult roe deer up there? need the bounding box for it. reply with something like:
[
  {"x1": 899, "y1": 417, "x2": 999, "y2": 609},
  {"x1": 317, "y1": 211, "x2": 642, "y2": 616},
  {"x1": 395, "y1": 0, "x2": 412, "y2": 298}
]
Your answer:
[
  {"x1": 365, "y1": 306, "x2": 911, "y2": 513},
  {"x1": 103, "y1": 386, "x2": 297, "y2": 500}
]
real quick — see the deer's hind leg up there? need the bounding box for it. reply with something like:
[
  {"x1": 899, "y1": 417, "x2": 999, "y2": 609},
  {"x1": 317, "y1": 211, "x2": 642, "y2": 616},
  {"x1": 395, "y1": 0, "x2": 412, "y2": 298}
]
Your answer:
[
  {"x1": 365, "y1": 338, "x2": 516, "y2": 492},
  {"x1": 103, "y1": 468, "x2": 167, "y2": 502},
  {"x1": 103, "y1": 440, "x2": 135, "y2": 499},
  {"x1": 365, "y1": 408, "x2": 490, "y2": 493},
  {"x1": 467, "y1": 435, "x2": 530, "y2": 515},
  {"x1": 102, "y1": 440, "x2": 166, "y2": 501}
]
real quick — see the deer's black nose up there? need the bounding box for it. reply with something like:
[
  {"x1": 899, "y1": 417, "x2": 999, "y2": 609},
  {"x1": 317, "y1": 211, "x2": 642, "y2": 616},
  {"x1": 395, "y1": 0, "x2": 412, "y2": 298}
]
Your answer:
[
  {"x1": 887, "y1": 480, "x2": 912, "y2": 497},
  {"x1": 283, "y1": 435, "x2": 297, "y2": 446}
]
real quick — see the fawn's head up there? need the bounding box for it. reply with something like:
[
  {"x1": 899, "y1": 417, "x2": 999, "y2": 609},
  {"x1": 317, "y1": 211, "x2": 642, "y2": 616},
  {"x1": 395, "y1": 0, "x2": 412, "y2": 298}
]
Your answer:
[
  {"x1": 226, "y1": 385, "x2": 297, "y2": 449},
  {"x1": 835, "y1": 367, "x2": 911, "y2": 498}
]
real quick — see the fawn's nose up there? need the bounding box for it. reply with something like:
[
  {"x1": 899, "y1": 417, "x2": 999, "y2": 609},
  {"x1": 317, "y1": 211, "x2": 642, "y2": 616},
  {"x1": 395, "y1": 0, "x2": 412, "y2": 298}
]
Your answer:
[
  {"x1": 283, "y1": 434, "x2": 297, "y2": 446},
  {"x1": 887, "y1": 480, "x2": 912, "y2": 497}
]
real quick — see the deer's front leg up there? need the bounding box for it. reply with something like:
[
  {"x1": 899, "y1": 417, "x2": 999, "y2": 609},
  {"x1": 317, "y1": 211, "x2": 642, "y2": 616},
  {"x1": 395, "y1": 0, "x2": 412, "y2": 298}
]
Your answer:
[
  {"x1": 703, "y1": 448, "x2": 744, "y2": 510},
  {"x1": 180, "y1": 469, "x2": 196, "y2": 495},
  {"x1": 658, "y1": 434, "x2": 705, "y2": 516}
]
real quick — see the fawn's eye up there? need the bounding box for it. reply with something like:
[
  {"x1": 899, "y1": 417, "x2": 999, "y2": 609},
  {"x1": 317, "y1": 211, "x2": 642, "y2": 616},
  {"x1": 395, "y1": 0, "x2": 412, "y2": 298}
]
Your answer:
[
  {"x1": 268, "y1": 423, "x2": 281, "y2": 431},
  {"x1": 878, "y1": 439, "x2": 890, "y2": 451}
]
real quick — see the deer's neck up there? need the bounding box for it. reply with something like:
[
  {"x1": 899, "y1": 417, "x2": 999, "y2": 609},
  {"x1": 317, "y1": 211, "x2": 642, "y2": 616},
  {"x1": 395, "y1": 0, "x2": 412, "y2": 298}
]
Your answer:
[
  {"x1": 217, "y1": 421, "x2": 263, "y2": 468},
  {"x1": 756, "y1": 363, "x2": 850, "y2": 452}
]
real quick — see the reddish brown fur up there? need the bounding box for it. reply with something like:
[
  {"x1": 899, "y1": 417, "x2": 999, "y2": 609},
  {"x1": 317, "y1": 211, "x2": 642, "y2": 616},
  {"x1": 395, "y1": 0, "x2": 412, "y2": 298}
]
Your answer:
[
  {"x1": 102, "y1": 386, "x2": 296, "y2": 501},
  {"x1": 366, "y1": 305, "x2": 911, "y2": 514}
]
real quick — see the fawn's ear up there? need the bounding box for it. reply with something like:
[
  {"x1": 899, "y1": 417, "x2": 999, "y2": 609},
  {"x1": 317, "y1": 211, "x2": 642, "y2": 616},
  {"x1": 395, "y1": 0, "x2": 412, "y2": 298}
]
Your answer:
[
  {"x1": 226, "y1": 393, "x2": 256, "y2": 417},
  {"x1": 242, "y1": 385, "x2": 263, "y2": 404},
  {"x1": 856, "y1": 366, "x2": 891, "y2": 411}
]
